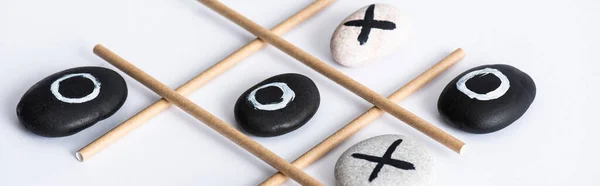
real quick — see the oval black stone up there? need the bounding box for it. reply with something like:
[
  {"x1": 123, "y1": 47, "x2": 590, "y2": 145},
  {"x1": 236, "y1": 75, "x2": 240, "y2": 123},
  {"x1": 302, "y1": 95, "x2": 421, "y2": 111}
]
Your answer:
[
  {"x1": 437, "y1": 64, "x2": 536, "y2": 134},
  {"x1": 16, "y1": 67, "x2": 128, "y2": 137},
  {"x1": 234, "y1": 73, "x2": 320, "y2": 137}
]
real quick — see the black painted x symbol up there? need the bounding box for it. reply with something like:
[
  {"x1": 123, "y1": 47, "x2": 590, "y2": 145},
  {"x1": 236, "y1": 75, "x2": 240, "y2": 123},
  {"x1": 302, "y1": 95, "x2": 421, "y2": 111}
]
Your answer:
[
  {"x1": 351, "y1": 139, "x2": 415, "y2": 182},
  {"x1": 343, "y1": 4, "x2": 397, "y2": 45}
]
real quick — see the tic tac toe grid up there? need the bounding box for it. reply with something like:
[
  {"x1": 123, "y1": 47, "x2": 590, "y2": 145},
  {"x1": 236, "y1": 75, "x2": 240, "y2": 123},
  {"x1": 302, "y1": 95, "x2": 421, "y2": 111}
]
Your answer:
[{"x1": 78, "y1": 0, "x2": 466, "y2": 185}]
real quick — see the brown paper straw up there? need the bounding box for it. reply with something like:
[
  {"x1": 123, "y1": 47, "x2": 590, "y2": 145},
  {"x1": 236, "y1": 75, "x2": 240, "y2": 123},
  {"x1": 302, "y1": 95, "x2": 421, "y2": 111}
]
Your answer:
[
  {"x1": 76, "y1": 0, "x2": 336, "y2": 162},
  {"x1": 260, "y1": 49, "x2": 465, "y2": 186},
  {"x1": 197, "y1": 0, "x2": 466, "y2": 153},
  {"x1": 92, "y1": 45, "x2": 324, "y2": 186}
]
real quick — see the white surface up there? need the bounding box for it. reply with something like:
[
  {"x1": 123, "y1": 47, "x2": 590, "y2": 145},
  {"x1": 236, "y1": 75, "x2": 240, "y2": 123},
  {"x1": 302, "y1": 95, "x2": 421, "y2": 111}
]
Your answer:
[{"x1": 0, "y1": 0, "x2": 598, "y2": 185}]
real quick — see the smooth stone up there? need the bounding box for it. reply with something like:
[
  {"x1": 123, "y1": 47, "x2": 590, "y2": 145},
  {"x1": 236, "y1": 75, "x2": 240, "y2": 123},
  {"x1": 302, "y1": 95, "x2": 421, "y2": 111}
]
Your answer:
[
  {"x1": 331, "y1": 4, "x2": 409, "y2": 67},
  {"x1": 16, "y1": 67, "x2": 128, "y2": 137},
  {"x1": 438, "y1": 64, "x2": 536, "y2": 134},
  {"x1": 335, "y1": 134, "x2": 435, "y2": 186},
  {"x1": 234, "y1": 73, "x2": 320, "y2": 137}
]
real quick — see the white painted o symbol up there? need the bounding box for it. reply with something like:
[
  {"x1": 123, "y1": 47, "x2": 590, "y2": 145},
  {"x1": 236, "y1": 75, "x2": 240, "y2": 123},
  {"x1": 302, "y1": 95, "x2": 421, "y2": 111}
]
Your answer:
[
  {"x1": 50, "y1": 73, "x2": 101, "y2": 104},
  {"x1": 456, "y1": 68, "x2": 510, "y2": 101},
  {"x1": 247, "y1": 82, "x2": 296, "y2": 111}
]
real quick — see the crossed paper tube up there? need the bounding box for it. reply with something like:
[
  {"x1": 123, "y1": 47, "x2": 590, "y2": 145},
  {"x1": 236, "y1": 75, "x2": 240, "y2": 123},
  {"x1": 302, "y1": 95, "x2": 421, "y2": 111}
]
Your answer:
[{"x1": 78, "y1": 0, "x2": 466, "y2": 185}]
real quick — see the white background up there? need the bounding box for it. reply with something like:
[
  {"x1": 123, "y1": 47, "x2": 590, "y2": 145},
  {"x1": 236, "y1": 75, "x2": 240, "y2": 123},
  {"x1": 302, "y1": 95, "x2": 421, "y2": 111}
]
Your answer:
[{"x1": 0, "y1": 0, "x2": 598, "y2": 185}]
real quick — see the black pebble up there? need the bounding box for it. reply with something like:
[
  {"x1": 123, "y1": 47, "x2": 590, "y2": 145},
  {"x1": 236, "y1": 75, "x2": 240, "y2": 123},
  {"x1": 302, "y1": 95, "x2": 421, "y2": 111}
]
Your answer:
[
  {"x1": 234, "y1": 73, "x2": 320, "y2": 137},
  {"x1": 437, "y1": 64, "x2": 536, "y2": 134},
  {"x1": 16, "y1": 67, "x2": 128, "y2": 137}
]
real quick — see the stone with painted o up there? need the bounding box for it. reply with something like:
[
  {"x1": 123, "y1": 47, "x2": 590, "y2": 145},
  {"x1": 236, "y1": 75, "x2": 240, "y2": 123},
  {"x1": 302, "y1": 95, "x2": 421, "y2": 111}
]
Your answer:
[
  {"x1": 16, "y1": 67, "x2": 128, "y2": 137},
  {"x1": 234, "y1": 73, "x2": 320, "y2": 137},
  {"x1": 437, "y1": 64, "x2": 536, "y2": 134},
  {"x1": 335, "y1": 134, "x2": 435, "y2": 186},
  {"x1": 330, "y1": 4, "x2": 410, "y2": 67}
]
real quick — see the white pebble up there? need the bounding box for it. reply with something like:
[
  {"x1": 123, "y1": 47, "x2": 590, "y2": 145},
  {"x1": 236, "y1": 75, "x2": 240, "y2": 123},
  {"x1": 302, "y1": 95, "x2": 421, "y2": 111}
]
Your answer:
[{"x1": 330, "y1": 4, "x2": 410, "y2": 67}]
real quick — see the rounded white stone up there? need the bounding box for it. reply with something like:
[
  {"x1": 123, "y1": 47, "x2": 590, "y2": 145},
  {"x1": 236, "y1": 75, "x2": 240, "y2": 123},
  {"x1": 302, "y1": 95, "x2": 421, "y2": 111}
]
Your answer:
[
  {"x1": 335, "y1": 134, "x2": 435, "y2": 186},
  {"x1": 330, "y1": 4, "x2": 410, "y2": 67}
]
